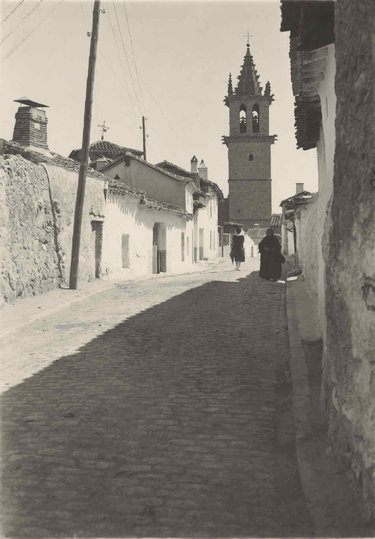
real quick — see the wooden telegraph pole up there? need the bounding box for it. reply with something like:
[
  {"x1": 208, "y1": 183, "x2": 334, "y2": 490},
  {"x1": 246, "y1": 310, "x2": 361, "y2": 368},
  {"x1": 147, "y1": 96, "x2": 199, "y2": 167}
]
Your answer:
[
  {"x1": 69, "y1": 0, "x2": 101, "y2": 289},
  {"x1": 142, "y1": 115, "x2": 147, "y2": 161}
]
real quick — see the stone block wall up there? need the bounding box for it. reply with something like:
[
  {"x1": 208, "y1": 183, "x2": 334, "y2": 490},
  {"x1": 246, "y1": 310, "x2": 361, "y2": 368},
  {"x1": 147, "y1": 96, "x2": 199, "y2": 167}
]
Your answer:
[
  {"x1": 228, "y1": 142, "x2": 271, "y2": 179},
  {"x1": 324, "y1": 0, "x2": 375, "y2": 519},
  {"x1": 229, "y1": 179, "x2": 271, "y2": 226}
]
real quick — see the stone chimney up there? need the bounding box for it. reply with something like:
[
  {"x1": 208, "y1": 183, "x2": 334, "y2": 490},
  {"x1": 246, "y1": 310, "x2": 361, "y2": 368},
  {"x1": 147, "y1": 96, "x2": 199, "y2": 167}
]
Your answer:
[
  {"x1": 191, "y1": 155, "x2": 198, "y2": 173},
  {"x1": 198, "y1": 159, "x2": 208, "y2": 180},
  {"x1": 296, "y1": 182, "x2": 304, "y2": 194},
  {"x1": 12, "y1": 97, "x2": 49, "y2": 150}
]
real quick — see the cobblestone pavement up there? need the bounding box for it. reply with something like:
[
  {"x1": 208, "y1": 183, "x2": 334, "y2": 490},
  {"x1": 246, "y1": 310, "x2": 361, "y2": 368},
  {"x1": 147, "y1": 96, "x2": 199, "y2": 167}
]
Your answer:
[{"x1": 1, "y1": 260, "x2": 314, "y2": 537}]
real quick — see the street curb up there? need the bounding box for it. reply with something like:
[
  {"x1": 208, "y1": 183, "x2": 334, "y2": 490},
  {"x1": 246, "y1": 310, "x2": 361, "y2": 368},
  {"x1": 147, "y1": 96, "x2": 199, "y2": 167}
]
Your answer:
[{"x1": 0, "y1": 259, "x2": 224, "y2": 342}]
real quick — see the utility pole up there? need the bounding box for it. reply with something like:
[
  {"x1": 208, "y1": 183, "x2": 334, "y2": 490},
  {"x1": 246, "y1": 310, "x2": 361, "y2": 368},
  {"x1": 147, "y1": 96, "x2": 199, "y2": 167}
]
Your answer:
[
  {"x1": 69, "y1": 0, "x2": 101, "y2": 289},
  {"x1": 141, "y1": 115, "x2": 147, "y2": 161}
]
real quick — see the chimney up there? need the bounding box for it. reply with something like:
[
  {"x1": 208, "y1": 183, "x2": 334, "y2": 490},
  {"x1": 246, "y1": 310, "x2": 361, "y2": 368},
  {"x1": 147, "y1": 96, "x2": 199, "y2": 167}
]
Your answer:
[
  {"x1": 191, "y1": 155, "x2": 198, "y2": 173},
  {"x1": 198, "y1": 159, "x2": 208, "y2": 180},
  {"x1": 12, "y1": 97, "x2": 49, "y2": 150},
  {"x1": 296, "y1": 182, "x2": 304, "y2": 194}
]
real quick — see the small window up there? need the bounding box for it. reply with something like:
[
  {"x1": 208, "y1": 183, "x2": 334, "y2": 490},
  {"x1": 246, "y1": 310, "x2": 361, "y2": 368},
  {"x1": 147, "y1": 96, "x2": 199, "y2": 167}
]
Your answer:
[
  {"x1": 181, "y1": 232, "x2": 185, "y2": 261},
  {"x1": 114, "y1": 174, "x2": 120, "y2": 180},
  {"x1": 249, "y1": 154, "x2": 254, "y2": 161}
]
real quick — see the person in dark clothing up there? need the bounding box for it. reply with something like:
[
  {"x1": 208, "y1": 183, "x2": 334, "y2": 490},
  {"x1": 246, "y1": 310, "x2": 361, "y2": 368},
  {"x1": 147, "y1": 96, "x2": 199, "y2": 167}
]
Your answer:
[
  {"x1": 258, "y1": 228, "x2": 284, "y2": 281},
  {"x1": 230, "y1": 227, "x2": 245, "y2": 270}
]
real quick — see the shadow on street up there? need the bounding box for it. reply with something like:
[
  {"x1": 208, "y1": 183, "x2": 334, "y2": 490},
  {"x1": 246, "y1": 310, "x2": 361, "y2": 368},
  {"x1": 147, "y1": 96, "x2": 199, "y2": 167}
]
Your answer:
[{"x1": 1, "y1": 271, "x2": 315, "y2": 537}]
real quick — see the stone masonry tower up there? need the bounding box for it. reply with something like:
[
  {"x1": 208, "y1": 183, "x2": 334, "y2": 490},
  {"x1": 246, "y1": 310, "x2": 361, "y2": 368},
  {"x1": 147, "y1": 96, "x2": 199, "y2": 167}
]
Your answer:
[{"x1": 223, "y1": 42, "x2": 276, "y2": 229}]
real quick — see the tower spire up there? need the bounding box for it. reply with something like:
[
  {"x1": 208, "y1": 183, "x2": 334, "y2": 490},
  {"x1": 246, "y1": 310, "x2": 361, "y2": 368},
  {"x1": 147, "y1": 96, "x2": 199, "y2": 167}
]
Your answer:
[{"x1": 235, "y1": 41, "x2": 262, "y2": 96}]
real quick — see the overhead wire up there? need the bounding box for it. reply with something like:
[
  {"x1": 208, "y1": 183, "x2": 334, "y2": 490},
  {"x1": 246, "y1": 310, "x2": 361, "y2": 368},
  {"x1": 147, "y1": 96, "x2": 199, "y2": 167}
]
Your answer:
[
  {"x1": 1, "y1": 0, "x2": 25, "y2": 25},
  {"x1": 2, "y1": 0, "x2": 62, "y2": 61},
  {"x1": 112, "y1": 1, "x2": 142, "y2": 114},
  {"x1": 1, "y1": 0, "x2": 43, "y2": 44},
  {"x1": 106, "y1": 5, "x2": 138, "y2": 117},
  {"x1": 122, "y1": 1, "x2": 145, "y2": 113}
]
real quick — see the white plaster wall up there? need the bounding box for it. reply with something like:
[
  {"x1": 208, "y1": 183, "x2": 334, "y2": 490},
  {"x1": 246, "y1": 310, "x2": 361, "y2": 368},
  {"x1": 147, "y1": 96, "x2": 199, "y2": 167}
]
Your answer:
[
  {"x1": 316, "y1": 43, "x2": 336, "y2": 335},
  {"x1": 102, "y1": 192, "x2": 193, "y2": 276},
  {"x1": 296, "y1": 198, "x2": 319, "y2": 310},
  {"x1": 195, "y1": 190, "x2": 219, "y2": 260},
  {"x1": 105, "y1": 159, "x2": 189, "y2": 210}
]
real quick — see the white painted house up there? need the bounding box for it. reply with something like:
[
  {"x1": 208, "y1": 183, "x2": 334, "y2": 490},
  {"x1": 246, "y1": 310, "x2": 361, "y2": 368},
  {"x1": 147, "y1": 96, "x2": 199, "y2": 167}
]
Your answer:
[{"x1": 101, "y1": 154, "x2": 198, "y2": 274}]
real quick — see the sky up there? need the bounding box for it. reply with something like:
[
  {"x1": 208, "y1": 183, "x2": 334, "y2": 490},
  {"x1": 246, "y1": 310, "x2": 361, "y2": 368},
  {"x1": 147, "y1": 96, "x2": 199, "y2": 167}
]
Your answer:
[{"x1": 0, "y1": 0, "x2": 318, "y2": 211}]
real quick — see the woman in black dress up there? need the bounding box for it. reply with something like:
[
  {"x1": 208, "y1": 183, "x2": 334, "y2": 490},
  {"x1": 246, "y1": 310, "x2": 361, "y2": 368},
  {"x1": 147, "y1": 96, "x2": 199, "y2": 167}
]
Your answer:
[
  {"x1": 230, "y1": 227, "x2": 245, "y2": 271},
  {"x1": 258, "y1": 228, "x2": 284, "y2": 281}
]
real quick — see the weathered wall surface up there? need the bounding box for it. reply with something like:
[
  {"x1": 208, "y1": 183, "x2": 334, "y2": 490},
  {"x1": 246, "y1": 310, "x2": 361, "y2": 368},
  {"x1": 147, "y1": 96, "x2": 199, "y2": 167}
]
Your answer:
[
  {"x1": 0, "y1": 152, "x2": 105, "y2": 304},
  {"x1": 324, "y1": 0, "x2": 375, "y2": 519},
  {"x1": 0, "y1": 155, "x2": 60, "y2": 304}
]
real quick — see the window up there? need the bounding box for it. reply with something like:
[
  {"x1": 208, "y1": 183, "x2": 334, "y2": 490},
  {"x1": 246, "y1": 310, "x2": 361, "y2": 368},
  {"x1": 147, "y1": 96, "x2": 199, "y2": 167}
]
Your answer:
[
  {"x1": 249, "y1": 154, "x2": 254, "y2": 161},
  {"x1": 186, "y1": 236, "x2": 190, "y2": 257},
  {"x1": 252, "y1": 104, "x2": 260, "y2": 133},
  {"x1": 239, "y1": 104, "x2": 247, "y2": 133}
]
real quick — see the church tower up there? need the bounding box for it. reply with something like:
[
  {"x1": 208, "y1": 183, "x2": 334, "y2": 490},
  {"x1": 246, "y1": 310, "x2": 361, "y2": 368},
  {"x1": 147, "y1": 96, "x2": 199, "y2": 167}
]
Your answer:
[{"x1": 223, "y1": 42, "x2": 276, "y2": 229}]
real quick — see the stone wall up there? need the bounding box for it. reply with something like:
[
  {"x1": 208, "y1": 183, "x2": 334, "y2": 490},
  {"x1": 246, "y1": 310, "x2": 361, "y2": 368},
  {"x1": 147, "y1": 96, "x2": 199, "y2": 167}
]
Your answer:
[
  {"x1": 324, "y1": 0, "x2": 375, "y2": 519},
  {"x1": 0, "y1": 152, "x2": 106, "y2": 304}
]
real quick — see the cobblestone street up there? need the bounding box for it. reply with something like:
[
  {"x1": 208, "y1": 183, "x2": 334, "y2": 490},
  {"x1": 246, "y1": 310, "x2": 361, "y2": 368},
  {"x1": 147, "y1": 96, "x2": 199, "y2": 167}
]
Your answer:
[{"x1": 1, "y1": 260, "x2": 315, "y2": 537}]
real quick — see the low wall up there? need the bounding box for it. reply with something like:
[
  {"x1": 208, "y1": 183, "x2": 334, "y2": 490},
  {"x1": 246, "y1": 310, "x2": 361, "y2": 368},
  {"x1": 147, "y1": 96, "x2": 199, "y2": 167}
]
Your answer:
[{"x1": 0, "y1": 153, "x2": 105, "y2": 304}]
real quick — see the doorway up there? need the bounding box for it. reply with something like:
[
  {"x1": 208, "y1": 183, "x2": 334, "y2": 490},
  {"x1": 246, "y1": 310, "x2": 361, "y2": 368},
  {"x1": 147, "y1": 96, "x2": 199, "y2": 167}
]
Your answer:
[
  {"x1": 91, "y1": 221, "x2": 103, "y2": 278},
  {"x1": 152, "y1": 223, "x2": 167, "y2": 274}
]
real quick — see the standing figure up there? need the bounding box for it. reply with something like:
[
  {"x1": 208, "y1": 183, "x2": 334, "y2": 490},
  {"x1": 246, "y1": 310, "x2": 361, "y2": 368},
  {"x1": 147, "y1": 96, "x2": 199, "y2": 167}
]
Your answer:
[
  {"x1": 230, "y1": 227, "x2": 245, "y2": 271},
  {"x1": 258, "y1": 228, "x2": 284, "y2": 281}
]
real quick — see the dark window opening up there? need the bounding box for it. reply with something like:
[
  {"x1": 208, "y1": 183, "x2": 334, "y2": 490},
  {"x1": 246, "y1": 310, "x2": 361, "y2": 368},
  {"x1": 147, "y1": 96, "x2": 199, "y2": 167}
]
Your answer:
[
  {"x1": 249, "y1": 154, "x2": 254, "y2": 161},
  {"x1": 252, "y1": 104, "x2": 260, "y2": 133}
]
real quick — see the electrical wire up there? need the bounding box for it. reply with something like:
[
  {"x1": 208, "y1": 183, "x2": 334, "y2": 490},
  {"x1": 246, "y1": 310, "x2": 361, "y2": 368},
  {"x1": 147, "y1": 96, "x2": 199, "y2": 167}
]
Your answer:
[
  {"x1": 112, "y1": 1, "x2": 142, "y2": 114},
  {"x1": 1, "y1": 0, "x2": 43, "y2": 44},
  {"x1": 1, "y1": 0, "x2": 25, "y2": 25},
  {"x1": 106, "y1": 6, "x2": 138, "y2": 115},
  {"x1": 2, "y1": 0, "x2": 62, "y2": 61},
  {"x1": 122, "y1": 1, "x2": 145, "y2": 113}
]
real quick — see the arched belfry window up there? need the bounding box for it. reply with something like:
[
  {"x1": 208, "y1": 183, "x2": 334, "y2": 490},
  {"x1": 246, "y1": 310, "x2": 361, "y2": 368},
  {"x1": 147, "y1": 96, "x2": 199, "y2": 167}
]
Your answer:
[
  {"x1": 252, "y1": 104, "x2": 260, "y2": 133},
  {"x1": 239, "y1": 105, "x2": 247, "y2": 133}
]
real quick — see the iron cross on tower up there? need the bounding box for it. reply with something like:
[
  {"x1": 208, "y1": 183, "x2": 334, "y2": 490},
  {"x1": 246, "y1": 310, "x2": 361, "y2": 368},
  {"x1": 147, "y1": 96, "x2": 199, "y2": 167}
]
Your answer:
[
  {"x1": 98, "y1": 121, "x2": 110, "y2": 141},
  {"x1": 243, "y1": 31, "x2": 253, "y2": 46}
]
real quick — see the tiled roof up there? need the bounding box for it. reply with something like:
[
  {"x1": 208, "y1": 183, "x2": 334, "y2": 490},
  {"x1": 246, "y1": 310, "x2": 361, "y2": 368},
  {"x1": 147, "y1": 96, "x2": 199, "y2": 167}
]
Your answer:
[
  {"x1": 1, "y1": 139, "x2": 107, "y2": 181},
  {"x1": 270, "y1": 213, "x2": 282, "y2": 227},
  {"x1": 69, "y1": 140, "x2": 143, "y2": 163},
  {"x1": 155, "y1": 160, "x2": 224, "y2": 200},
  {"x1": 281, "y1": 1, "x2": 335, "y2": 150},
  {"x1": 247, "y1": 226, "x2": 268, "y2": 241}
]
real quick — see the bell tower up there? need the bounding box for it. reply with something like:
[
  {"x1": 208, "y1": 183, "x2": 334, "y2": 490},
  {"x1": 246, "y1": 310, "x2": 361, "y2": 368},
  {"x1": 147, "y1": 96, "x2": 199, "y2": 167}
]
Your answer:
[{"x1": 223, "y1": 42, "x2": 276, "y2": 229}]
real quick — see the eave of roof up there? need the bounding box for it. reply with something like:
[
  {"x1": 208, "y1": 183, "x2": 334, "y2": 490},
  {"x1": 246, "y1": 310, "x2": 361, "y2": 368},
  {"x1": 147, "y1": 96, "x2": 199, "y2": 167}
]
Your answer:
[{"x1": 280, "y1": 0, "x2": 335, "y2": 150}]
